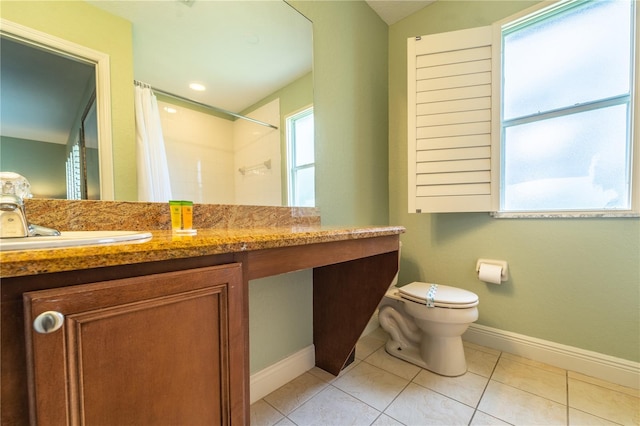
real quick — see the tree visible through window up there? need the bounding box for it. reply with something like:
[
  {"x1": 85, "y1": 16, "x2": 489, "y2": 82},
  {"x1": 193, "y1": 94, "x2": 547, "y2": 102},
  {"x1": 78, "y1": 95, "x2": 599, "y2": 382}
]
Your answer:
[
  {"x1": 500, "y1": 0, "x2": 635, "y2": 212},
  {"x1": 286, "y1": 107, "x2": 314, "y2": 207}
]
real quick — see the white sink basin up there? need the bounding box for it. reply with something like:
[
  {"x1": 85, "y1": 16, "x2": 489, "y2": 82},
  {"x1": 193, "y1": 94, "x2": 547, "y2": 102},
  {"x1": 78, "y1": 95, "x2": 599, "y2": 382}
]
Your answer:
[{"x1": 0, "y1": 230, "x2": 152, "y2": 251}]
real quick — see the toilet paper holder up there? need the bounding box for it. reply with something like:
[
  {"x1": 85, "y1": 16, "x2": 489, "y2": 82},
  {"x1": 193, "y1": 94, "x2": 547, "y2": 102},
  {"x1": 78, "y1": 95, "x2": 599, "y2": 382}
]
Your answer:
[{"x1": 476, "y1": 259, "x2": 509, "y2": 281}]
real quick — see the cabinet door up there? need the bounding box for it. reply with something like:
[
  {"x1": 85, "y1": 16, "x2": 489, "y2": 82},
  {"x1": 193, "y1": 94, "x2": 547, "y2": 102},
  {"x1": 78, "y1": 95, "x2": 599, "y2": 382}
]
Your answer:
[{"x1": 23, "y1": 264, "x2": 243, "y2": 426}]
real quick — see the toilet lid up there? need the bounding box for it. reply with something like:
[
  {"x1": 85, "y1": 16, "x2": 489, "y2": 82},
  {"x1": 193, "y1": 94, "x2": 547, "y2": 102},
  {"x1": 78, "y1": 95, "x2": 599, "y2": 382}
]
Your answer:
[{"x1": 399, "y1": 282, "x2": 479, "y2": 308}]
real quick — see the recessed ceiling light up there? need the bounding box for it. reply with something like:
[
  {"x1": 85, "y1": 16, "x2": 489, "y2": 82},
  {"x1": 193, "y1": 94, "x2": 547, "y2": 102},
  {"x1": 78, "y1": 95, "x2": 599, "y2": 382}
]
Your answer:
[
  {"x1": 189, "y1": 82, "x2": 206, "y2": 91},
  {"x1": 164, "y1": 106, "x2": 177, "y2": 114}
]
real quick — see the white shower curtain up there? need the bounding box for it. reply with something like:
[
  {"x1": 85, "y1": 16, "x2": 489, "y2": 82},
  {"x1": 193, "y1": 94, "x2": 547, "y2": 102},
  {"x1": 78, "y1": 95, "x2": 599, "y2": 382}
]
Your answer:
[{"x1": 134, "y1": 83, "x2": 172, "y2": 202}]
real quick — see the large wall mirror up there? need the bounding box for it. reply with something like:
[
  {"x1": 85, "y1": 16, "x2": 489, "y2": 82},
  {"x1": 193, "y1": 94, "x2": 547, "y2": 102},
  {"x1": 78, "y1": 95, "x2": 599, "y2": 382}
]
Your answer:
[
  {"x1": 0, "y1": 1, "x2": 312, "y2": 205},
  {"x1": 0, "y1": 19, "x2": 114, "y2": 199}
]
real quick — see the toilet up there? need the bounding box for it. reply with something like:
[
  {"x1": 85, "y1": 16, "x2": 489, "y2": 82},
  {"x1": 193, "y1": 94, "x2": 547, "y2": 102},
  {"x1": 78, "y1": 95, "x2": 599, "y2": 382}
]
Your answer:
[{"x1": 378, "y1": 279, "x2": 479, "y2": 377}]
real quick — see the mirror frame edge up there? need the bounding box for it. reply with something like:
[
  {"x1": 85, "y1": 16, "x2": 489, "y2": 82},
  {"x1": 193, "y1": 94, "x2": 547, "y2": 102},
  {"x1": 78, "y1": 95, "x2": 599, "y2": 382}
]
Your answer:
[{"x1": 0, "y1": 18, "x2": 115, "y2": 200}]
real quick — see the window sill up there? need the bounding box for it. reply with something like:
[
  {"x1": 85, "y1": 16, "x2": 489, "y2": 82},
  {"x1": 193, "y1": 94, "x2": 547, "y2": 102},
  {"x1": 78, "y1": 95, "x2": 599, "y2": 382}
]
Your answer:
[{"x1": 490, "y1": 211, "x2": 640, "y2": 219}]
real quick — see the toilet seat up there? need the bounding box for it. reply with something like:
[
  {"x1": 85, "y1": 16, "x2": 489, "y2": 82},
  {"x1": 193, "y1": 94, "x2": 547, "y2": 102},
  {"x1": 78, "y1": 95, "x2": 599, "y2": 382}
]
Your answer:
[{"x1": 399, "y1": 282, "x2": 479, "y2": 308}]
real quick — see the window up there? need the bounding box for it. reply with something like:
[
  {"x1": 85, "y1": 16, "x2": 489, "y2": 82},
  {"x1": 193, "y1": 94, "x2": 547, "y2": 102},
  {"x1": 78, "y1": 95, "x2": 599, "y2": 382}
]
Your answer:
[
  {"x1": 498, "y1": 0, "x2": 637, "y2": 215},
  {"x1": 66, "y1": 141, "x2": 82, "y2": 199},
  {"x1": 286, "y1": 107, "x2": 315, "y2": 207},
  {"x1": 406, "y1": 0, "x2": 639, "y2": 216}
]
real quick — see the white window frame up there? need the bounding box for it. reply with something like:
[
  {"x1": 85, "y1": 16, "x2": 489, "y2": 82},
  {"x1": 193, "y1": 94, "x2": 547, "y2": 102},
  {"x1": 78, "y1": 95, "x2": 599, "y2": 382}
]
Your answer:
[
  {"x1": 490, "y1": 0, "x2": 640, "y2": 218},
  {"x1": 285, "y1": 105, "x2": 315, "y2": 207},
  {"x1": 407, "y1": 1, "x2": 639, "y2": 217}
]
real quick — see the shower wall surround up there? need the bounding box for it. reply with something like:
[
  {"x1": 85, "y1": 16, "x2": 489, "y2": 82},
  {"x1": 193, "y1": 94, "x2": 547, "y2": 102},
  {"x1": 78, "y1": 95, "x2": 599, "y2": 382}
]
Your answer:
[{"x1": 160, "y1": 99, "x2": 282, "y2": 206}]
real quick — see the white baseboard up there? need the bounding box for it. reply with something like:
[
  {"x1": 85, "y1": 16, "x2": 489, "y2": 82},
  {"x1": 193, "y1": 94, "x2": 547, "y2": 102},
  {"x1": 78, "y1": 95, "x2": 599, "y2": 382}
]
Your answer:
[
  {"x1": 464, "y1": 323, "x2": 640, "y2": 389},
  {"x1": 250, "y1": 345, "x2": 316, "y2": 404}
]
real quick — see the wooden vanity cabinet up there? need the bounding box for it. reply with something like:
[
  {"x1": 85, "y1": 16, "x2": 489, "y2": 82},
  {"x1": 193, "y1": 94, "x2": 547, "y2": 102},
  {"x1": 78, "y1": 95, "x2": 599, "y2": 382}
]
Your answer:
[
  {"x1": 22, "y1": 263, "x2": 244, "y2": 426},
  {"x1": 2, "y1": 232, "x2": 401, "y2": 425}
]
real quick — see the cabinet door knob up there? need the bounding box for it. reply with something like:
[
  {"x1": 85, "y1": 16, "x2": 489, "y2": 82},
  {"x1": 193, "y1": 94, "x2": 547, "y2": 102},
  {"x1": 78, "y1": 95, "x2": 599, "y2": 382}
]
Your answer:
[{"x1": 33, "y1": 311, "x2": 64, "y2": 334}]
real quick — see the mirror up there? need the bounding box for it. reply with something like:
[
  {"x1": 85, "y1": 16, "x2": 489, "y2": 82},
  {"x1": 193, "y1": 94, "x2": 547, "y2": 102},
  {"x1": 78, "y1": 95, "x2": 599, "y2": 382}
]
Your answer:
[
  {"x1": 0, "y1": 1, "x2": 312, "y2": 205},
  {"x1": 0, "y1": 18, "x2": 114, "y2": 199}
]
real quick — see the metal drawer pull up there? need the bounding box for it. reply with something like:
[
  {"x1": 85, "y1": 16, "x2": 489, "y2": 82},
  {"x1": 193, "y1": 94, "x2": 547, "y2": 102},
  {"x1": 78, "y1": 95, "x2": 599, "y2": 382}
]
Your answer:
[{"x1": 33, "y1": 311, "x2": 64, "y2": 334}]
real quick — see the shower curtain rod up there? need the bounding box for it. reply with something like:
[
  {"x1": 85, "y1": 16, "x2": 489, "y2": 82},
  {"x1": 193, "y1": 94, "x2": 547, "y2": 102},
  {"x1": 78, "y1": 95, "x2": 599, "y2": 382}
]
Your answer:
[{"x1": 134, "y1": 81, "x2": 278, "y2": 130}]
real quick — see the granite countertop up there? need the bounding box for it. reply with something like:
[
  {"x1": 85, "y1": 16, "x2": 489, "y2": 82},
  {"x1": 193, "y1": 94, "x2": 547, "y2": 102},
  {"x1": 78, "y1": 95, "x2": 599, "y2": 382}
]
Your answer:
[{"x1": 0, "y1": 226, "x2": 405, "y2": 278}]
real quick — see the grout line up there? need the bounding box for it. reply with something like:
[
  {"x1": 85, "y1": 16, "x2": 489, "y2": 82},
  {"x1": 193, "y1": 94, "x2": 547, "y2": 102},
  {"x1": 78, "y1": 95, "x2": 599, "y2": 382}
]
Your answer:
[
  {"x1": 259, "y1": 397, "x2": 290, "y2": 425},
  {"x1": 566, "y1": 370, "x2": 570, "y2": 426},
  {"x1": 468, "y1": 351, "x2": 504, "y2": 426}
]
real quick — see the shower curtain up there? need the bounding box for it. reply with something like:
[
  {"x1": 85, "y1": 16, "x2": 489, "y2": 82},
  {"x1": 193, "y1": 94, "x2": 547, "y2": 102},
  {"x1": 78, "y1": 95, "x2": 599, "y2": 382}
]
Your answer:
[{"x1": 134, "y1": 82, "x2": 172, "y2": 201}]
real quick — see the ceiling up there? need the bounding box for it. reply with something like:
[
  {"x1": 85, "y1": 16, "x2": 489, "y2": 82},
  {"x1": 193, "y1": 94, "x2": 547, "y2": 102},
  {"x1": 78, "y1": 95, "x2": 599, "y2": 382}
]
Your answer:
[
  {"x1": 366, "y1": 0, "x2": 435, "y2": 25},
  {"x1": 87, "y1": 0, "x2": 313, "y2": 114}
]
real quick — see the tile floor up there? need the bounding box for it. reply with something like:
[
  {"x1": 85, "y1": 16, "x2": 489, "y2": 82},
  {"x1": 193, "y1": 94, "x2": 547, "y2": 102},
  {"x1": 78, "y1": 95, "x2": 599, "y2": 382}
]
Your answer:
[{"x1": 251, "y1": 327, "x2": 640, "y2": 426}]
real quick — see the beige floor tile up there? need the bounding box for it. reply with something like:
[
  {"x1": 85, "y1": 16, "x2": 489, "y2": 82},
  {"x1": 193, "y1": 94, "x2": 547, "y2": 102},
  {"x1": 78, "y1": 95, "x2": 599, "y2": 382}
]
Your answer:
[
  {"x1": 568, "y1": 408, "x2": 619, "y2": 425},
  {"x1": 367, "y1": 326, "x2": 391, "y2": 342},
  {"x1": 464, "y1": 341, "x2": 501, "y2": 356},
  {"x1": 287, "y1": 386, "x2": 381, "y2": 426},
  {"x1": 371, "y1": 413, "x2": 405, "y2": 425},
  {"x1": 364, "y1": 347, "x2": 421, "y2": 381},
  {"x1": 250, "y1": 400, "x2": 284, "y2": 426},
  {"x1": 569, "y1": 377, "x2": 640, "y2": 425},
  {"x1": 356, "y1": 334, "x2": 386, "y2": 360},
  {"x1": 500, "y1": 352, "x2": 566, "y2": 375},
  {"x1": 470, "y1": 410, "x2": 512, "y2": 425},
  {"x1": 306, "y1": 359, "x2": 361, "y2": 384},
  {"x1": 333, "y1": 361, "x2": 410, "y2": 411},
  {"x1": 492, "y1": 357, "x2": 567, "y2": 404},
  {"x1": 412, "y1": 368, "x2": 489, "y2": 407},
  {"x1": 263, "y1": 372, "x2": 329, "y2": 415},
  {"x1": 478, "y1": 380, "x2": 567, "y2": 425},
  {"x1": 569, "y1": 371, "x2": 640, "y2": 398},
  {"x1": 306, "y1": 366, "x2": 337, "y2": 383},
  {"x1": 384, "y1": 382, "x2": 475, "y2": 425},
  {"x1": 257, "y1": 331, "x2": 638, "y2": 426},
  {"x1": 465, "y1": 345, "x2": 500, "y2": 377}
]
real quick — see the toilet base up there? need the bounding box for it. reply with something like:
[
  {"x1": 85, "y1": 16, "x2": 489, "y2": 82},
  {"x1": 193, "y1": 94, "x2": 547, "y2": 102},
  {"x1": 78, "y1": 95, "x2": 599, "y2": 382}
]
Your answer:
[
  {"x1": 384, "y1": 336, "x2": 468, "y2": 377},
  {"x1": 384, "y1": 340, "x2": 430, "y2": 371},
  {"x1": 378, "y1": 293, "x2": 475, "y2": 377}
]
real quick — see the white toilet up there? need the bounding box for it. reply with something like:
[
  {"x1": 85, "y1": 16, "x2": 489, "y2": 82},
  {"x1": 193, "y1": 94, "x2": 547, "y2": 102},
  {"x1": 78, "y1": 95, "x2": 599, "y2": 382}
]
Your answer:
[{"x1": 378, "y1": 278, "x2": 479, "y2": 377}]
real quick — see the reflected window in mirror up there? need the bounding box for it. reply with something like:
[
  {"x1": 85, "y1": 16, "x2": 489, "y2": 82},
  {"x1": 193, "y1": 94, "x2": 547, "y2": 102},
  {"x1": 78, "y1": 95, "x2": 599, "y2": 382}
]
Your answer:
[
  {"x1": 286, "y1": 106, "x2": 315, "y2": 207},
  {"x1": 66, "y1": 96, "x2": 99, "y2": 199}
]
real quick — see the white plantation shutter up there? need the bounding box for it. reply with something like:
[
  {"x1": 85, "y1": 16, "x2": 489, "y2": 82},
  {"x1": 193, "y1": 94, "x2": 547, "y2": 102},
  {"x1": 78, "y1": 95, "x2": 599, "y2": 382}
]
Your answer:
[{"x1": 408, "y1": 26, "x2": 493, "y2": 213}]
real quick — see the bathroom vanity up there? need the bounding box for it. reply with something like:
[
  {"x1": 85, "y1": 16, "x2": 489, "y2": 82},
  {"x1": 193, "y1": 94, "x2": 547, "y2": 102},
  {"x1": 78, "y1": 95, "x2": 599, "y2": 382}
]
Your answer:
[{"x1": 0, "y1": 201, "x2": 404, "y2": 425}]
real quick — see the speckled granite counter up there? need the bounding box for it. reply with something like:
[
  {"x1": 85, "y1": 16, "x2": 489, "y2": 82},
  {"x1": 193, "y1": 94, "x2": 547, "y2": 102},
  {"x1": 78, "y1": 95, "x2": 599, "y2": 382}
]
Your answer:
[
  {"x1": 0, "y1": 225, "x2": 405, "y2": 278},
  {"x1": 23, "y1": 199, "x2": 322, "y2": 231}
]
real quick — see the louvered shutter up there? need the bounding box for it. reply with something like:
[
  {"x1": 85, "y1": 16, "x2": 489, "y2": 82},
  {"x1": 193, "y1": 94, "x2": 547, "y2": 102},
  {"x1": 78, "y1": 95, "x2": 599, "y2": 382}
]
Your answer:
[{"x1": 408, "y1": 26, "x2": 493, "y2": 213}]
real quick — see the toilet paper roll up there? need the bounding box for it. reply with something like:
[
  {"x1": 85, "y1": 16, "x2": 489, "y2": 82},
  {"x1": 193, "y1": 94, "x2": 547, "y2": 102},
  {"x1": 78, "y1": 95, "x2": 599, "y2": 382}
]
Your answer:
[{"x1": 478, "y1": 263, "x2": 503, "y2": 284}]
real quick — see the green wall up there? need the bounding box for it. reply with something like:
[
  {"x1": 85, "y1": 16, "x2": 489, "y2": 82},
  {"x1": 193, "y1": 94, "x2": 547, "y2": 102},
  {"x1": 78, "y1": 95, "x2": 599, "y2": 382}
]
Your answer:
[
  {"x1": 1, "y1": 0, "x2": 137, "y2": 200},
  {"x1": 0, "y1": 137, "x2": 67, "y2": 198},
  {"x1": 291, "y1": 0, "x2": 390, "y2": 226},
  {"x1": 0, "y1": 136, "x2": 99, "y2": 199},
  {"x1": 249, "y1": 1, "x2": 390, "y2": 373},
  {"x1": 389, "y1": 1, "x2": 640, "y2": 362}
]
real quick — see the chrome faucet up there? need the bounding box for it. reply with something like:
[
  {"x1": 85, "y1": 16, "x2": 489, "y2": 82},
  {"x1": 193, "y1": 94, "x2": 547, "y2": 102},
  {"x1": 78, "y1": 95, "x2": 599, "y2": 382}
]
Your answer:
[{"x1": 0, "y1": 172, "x2": 60, "y2": 238}]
